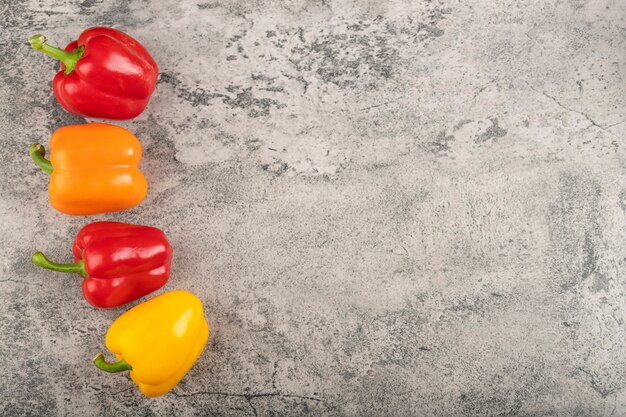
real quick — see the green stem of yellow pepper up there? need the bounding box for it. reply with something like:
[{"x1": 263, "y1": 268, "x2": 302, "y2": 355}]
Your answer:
[{"x1": 93, "y1": 353, "x2": 133, "y2": 373}]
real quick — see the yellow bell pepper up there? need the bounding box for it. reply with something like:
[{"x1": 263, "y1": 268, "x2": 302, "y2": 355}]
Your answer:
[{"x1": 93, "y1": 290, "x2": 209, "y2": 397}]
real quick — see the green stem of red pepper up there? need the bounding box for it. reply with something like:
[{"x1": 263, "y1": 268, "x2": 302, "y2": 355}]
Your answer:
[
  {"x1": 93, "y1": 353, "x2": 133, "y2": 373},
  {"x1": 29, "y1": 144, "x2": 53, "y2": 174},
  {"x1": 29, "y1": 34, "x2": 84, "y2": 75},
  {"x1": 32, "y1": 252, "x2": 87, "y2": 278}
]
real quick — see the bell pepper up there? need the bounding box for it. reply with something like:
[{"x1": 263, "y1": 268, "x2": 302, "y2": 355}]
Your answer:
[
  {"x1": 93, "y1": 290, "x2": 209, "y2": 397},
  {"x1": 29, "y1": 123, "x2": 147, "y2": 215},
  {"x1": 29, "y1": 27, "x2": 158, "y2": 120},
  {"x1": 31, "y1": 221, "x2": 172, "y2": 308}
]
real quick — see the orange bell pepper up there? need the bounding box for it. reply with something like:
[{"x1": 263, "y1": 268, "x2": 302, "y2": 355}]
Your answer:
[{"x1": 29, "y1": 123, "x2": 147, "y2": 215}]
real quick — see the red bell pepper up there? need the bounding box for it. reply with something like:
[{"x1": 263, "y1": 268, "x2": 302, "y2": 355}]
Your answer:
[
  {"x1": 32, "y1": 222, "x2": 172, "y2": 308},
  {"x1": 29, "y1": 27, "x2": 158, "y2": 120}
]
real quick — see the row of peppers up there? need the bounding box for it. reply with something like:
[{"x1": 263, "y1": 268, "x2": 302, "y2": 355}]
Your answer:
[{"x1": 28, "y1": 27, "x2": 208, "y2": 397}]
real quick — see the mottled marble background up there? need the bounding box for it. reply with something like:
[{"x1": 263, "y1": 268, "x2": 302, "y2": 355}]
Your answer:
[{"x1": 1, "y1": 0, "x2": 626, "y2": 415}]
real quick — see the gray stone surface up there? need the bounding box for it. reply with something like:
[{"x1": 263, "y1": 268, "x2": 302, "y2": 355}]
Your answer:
[{"x1": 1, "y1": 0, "x2": 626, "y2": 415}]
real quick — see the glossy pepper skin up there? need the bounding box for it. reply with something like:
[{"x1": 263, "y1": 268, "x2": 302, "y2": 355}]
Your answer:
[
  {"x1": 29, "y1": 123, "x2": 147, "y2": 215},
  {"x1": 93, "y1": 290, "x2": 209, "y2": 397},
  {"x1": 31, "y1": 221, "x2": 172, "y2": 308},
  {"x1": 29, "y1": 27, "x2": 158, "y2": 120}
]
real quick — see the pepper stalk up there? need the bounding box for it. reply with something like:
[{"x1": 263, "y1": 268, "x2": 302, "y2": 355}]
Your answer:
[
  {"x1": 29, "y1": 144, "x2": 53, "y2": 174},
  {"x1": 32, "y1": 252, "x2": 87, "y2": 278},
  {"x1": 93, "y1": 353, "x2": 133, "y2": 373},
  {"x1": 29, "y1": 34, "x2": 84, "y2": 75}
]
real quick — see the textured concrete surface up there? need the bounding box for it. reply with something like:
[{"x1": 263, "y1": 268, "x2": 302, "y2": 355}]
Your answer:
[{"x1": 1, "y1": 0, "x2": 626, "y2": 415}]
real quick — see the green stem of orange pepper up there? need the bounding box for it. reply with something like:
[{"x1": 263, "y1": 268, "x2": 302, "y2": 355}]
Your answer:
[{"x1": 29, "y1": 144, "x2": 53, "y2": 174}]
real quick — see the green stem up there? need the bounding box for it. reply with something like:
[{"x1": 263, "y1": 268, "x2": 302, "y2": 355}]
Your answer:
[
  {"x1": 93, "y1": 353, "x2": 133, "y2": 373},
  {"x1": 29, "y1": 144, "x2": 53, "y2": 174},
  {"x1": 29, "y1": 34, "x2": 84, "y2": 75},
  {"x1": 32, "y1": 252, "x2": 87, "y2": 277}
]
